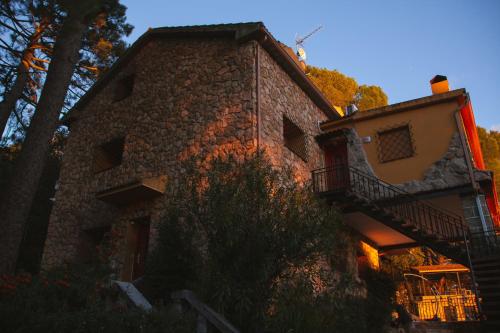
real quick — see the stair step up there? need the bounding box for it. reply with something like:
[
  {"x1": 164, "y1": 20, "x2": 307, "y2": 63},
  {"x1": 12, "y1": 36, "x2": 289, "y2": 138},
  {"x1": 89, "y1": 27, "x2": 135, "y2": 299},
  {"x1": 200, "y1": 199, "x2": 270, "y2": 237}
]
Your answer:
[
  {"x1": 482, "y1": 301, "x2": 500, "y2": 309},
  {"x1": 477, "y1": 276, "x2": 500, "y2": 283},
  {"x1": 479, "y1": 289, "x2": 500, "y2": 300},
  {"x1": 473, "y1": 262, "x2": 500, "y2": 270},
  {"x1": 475, "y1": 269, "x2": 500, "y2": 277},
  {"x1": 472, "y1": 256, "x2": 500, "y2": 265},
  {"x1": 479, "y1": 284, "x2": 500, "y2": 290}
]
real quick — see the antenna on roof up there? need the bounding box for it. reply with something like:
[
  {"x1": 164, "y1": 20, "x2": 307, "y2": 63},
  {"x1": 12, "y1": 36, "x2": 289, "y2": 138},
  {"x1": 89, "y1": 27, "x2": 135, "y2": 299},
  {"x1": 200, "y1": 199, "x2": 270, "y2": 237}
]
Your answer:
[{"x1": 295, "y1": 25, "x2": 323, "y2": 61}]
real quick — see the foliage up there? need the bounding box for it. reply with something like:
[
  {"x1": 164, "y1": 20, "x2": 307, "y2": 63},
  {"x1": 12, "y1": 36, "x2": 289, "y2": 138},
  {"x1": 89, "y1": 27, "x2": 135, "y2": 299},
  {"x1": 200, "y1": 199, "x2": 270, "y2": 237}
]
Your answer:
[
  {"x1": 355, "y1": 84, "x2": 389, "y2": 111},
  {"x1": 267, "y1": 267, "x2": 395, "y2": 333},
  {"x1": 307, "y1": 66, "x2": 358, "y2": 108},
  {"x1": 0, "y1": 0, "x2": 133, "y2": 140},
  {"x1": 307, "y1": 65, "x2": 388, "y2": 111},
  {"x1": 0, "y1": 264, "x2": 194, "y2": 333},
  {"x1": 147, "y1": 153, "x2": 342, "y2": 331},
  {"x1": 478, "y1": 126, "x2": 500, "y2": 194},
  {"x1": 381, "y1": 247, "x2": 426, "y2": 277},
  {"x1": 147, "y1": 153, "x2": 395, "y2": 332}
]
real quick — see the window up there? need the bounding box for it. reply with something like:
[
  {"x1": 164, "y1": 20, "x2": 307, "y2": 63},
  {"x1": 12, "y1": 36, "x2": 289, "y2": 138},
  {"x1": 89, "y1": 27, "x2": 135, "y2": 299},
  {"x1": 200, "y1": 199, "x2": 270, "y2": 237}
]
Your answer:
[
  {"x1": 93, "y1": 137, "x2": 125, "y2": 173},
  {"x1": 77, "y1": 226, "x2": 111, "y2": 263},
  {"x1": 113, "y1": 74, "x2": 135, "y2": 102},
  {"x1": 377, "y1": 125, "x2": 414, "y2": 162},
  {"x1": 462, "y1": 195, "x2": 494, "y2": 233},
  {"x1": 283, "y1": 116, "x2": 307, "y2": 161}
]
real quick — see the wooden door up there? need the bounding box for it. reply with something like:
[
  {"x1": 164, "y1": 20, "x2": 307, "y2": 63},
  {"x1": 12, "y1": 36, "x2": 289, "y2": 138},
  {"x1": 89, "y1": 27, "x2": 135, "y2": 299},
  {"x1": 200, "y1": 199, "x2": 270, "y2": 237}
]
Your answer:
[
  {"x1": 324, "y1": 141, "x2": 348, "y2": 190},
  {"x1": 123, "y1": 217, "x2": 150, "y2": 281}
]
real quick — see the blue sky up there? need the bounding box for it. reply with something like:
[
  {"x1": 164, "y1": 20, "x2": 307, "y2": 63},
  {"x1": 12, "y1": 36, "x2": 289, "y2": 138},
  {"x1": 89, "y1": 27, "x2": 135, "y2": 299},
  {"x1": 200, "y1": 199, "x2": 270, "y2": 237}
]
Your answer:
[{"x1": 121, "y1": 0, "x2": 500, "y2": 130}]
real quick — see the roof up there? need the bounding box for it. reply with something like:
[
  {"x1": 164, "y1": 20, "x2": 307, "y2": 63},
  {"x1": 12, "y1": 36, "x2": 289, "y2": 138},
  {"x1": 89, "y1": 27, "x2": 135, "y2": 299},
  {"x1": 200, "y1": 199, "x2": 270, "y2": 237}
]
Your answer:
[
  {"x1": 67, "y1": 22, "x2": 340, "y2": 122},
  {"x1": 411, "y1": 263, "x2": 469, "y2": 273},
  {"x1": 320, "y1": 88, "x2": 467, "y2": 132}
]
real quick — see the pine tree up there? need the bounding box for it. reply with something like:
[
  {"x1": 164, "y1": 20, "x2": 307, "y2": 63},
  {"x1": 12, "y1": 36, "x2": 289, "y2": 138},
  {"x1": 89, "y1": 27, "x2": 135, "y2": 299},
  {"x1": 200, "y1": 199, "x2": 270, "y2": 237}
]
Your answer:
[{"x1": 0, "y1": 0, "x2": 132, "y2": 274}]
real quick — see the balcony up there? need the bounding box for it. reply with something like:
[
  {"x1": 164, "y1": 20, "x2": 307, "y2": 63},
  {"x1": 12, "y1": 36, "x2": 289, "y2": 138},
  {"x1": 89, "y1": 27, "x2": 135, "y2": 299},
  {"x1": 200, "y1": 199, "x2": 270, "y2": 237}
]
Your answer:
[{"x1": 96, "y1": 175, "x2": 167, "y2": 205}]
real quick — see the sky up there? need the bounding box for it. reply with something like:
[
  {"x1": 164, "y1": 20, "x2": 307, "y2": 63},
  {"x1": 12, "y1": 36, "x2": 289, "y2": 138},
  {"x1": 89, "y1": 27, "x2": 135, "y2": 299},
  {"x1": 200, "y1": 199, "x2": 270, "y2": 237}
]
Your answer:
[{"x1": 121, "y1": 0, "x2": 500, "y2": 130}]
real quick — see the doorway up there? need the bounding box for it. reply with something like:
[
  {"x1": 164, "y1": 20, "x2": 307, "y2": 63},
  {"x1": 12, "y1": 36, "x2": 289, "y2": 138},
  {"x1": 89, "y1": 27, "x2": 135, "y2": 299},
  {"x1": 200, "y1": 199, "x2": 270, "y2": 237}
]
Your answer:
[
  {"x1": 324, "y1": 140, "x2": 348, "y2": 190},
  {"x1": 123, "y1": 217, "x2": 150, "y2": 281}
]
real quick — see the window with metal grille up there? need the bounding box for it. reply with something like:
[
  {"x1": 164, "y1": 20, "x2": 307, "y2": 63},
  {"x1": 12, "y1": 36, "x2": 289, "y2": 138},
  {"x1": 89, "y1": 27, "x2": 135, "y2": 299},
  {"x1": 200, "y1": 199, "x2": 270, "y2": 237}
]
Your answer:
[
  {"x1": 93, "y1": 137, "x2": 125, "y2": 173},
  {"x1": 283, "y1": 116, "x2": 307, "y2": 161},
  {"x1": 378, "y1": 125, "x2": 414, "y2": 162}
]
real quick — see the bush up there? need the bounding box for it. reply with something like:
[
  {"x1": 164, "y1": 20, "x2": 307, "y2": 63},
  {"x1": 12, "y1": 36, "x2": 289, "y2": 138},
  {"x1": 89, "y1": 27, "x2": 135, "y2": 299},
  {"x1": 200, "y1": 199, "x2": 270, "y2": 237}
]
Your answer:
[
  {"x1": 147, "y1": 154, "x2": 348, "y2": 331},
  {"x1": 0, "y1": 264, "x2": 194, "y2": 332},
  {"x1": 266, "y1": 267, "x2": 395, "y2": 333}
]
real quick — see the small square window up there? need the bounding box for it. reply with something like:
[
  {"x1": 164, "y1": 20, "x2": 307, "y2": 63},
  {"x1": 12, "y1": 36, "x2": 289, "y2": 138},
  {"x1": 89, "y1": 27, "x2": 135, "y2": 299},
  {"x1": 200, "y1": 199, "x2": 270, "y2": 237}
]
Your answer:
[
  {"x1": 93, "y1": 137, "x2": 125, "y2": 173},
  {"x1": 283, "y1": 116, "x2": 307, "y2": 161},
  {"x1": 378, "y1": 125, "x2": 414, "y2": 163},
  {"x1": 113, "y1": 74, "x2": 135, "y2": 102}
]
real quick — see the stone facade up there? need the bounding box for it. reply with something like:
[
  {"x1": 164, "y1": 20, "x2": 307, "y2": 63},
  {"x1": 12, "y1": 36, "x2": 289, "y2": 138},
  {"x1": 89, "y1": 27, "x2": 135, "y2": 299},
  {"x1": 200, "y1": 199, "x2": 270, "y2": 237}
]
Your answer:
[
  {"x1": 43, "y1": 37, "x2": 258, "y2": 269},
  {"x1": 42, "y1": 33, "x2": 354, "y2": 277},
  {"x1": 398, "y1": 133, "x2": 491, "y2": 193},
  {"x1": 258, "y1": 46, "x2": 327, "y2": 181}
]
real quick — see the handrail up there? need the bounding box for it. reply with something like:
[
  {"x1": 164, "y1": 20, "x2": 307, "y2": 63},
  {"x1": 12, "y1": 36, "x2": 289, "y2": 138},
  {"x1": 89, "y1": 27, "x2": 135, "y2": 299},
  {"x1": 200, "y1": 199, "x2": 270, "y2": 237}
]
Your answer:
[
  {"x1": 312, "y1": 164, "x2": 470, "y2": 246},
  {"x1": 171, "y1": 290, "x2": 240, "y2": 333},
  {"x1": 468, "y1": 228, "x2": 500, "y2": 258}
]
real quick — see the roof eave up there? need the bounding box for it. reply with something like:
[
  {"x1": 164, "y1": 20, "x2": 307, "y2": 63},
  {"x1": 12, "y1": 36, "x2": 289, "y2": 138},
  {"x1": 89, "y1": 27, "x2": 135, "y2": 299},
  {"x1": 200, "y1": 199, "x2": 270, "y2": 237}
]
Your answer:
[{"x1": 65, "y1": 23, "x2": 341, "y2": 125}]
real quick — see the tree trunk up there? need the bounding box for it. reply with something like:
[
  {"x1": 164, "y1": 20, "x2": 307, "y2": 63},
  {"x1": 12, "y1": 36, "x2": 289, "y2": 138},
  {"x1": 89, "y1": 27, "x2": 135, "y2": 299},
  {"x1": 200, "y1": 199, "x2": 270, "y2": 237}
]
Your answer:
[
  {"x1": 0, "y1": 55, "x2": 31, "y2": 137},
  {"x1": 0, "y1": 22, "x2": 49, "y2": 137},
  {"x1": 0, "y1": 11, "x2": 87, "y2": 274}
]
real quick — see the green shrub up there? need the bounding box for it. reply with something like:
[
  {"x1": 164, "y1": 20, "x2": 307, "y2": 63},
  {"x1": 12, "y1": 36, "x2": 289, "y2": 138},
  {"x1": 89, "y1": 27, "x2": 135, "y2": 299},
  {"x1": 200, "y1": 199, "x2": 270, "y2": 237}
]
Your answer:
[
  {"x1": 0, "y1": 264, "x2": 195, "y2": 332},
  {"x1": 147, "y1": 154, "x2": 346, "y2": 331}
]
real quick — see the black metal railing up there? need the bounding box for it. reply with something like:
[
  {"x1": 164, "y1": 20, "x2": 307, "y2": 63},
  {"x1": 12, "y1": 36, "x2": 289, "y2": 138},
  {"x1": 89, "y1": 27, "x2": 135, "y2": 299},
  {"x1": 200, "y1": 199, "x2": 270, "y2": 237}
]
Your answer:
[
  {"x1": 469, "y1": 228, "x2": 500, "y2": 258},
  {"x1": 312, "y1": 164, "x2": 470, "y2": 247}
]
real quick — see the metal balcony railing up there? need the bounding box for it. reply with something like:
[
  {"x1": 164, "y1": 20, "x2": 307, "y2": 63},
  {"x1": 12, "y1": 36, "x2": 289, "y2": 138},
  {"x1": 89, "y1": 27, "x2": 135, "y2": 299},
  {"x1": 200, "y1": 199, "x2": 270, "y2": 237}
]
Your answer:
[
  {"x1": 312, "y1": 164, "x2": 470, "y2": 246},
  {"x1": 469, "y1": 228, "x2": 500, "y2": 258}
]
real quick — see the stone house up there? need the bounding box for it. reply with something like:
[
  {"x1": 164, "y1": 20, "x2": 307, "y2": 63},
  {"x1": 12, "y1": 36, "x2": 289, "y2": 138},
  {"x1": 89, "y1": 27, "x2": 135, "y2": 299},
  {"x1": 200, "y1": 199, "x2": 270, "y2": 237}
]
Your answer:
[
  {"x1": 42, "y1": 23, "x2": 345, "y2": 280},
  {"x1": 313, "y1": 76, "x2": 500, "y2": 326},
  {"x1": 42, "y1": 24, "x2": 500, "y2": 324}
]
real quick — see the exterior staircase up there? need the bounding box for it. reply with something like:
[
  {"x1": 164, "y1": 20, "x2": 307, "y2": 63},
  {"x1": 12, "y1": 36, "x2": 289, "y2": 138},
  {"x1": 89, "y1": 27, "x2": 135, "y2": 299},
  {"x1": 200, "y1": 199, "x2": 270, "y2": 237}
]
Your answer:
[
  {"x1": 312, "y1": 164, "x2": 500, "y2": 330},
  {"x1": 312, "y1": 164, "x2": 470, "y2": 263},
  {"x1": 469, "y1": 231, "x2": 500, "y2": 332}
]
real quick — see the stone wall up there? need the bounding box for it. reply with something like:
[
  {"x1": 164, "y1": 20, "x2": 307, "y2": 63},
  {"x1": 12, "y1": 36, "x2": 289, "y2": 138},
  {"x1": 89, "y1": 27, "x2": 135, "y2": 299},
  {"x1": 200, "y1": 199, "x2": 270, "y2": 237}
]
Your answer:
[
  {"x1": 345, "y1": 128, "x2": 376, "y2": 177},
  {"x1": 42, "y1": 37, "x2": 258, "y2": 269},
  {"x1": 258, "y1": 46, "x2": 328, "y2": 182},
  {"x1": 42, "y1": 36, "x2": 361, "y2": 283},
  {"x1": 398, "y1": 133, "x2": 490, "y2": 193}
]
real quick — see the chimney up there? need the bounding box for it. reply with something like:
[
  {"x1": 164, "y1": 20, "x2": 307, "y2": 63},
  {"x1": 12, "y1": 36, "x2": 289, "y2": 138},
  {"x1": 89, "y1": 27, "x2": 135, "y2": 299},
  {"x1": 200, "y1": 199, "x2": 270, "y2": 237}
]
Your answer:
[{"x1": 430, "y1": 75, "x2": 450, "y2": 94}]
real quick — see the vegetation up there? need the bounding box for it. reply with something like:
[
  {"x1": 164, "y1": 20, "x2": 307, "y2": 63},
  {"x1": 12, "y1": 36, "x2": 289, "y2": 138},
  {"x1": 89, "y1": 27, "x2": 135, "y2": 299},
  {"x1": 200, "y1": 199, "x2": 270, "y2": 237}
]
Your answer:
[
  {"x1": 0, "y1": 0, "x2": 133, "y2": 274},
  {"x1": 0, "y1": 133, "x2": 64, "y2": 273},
  {"x1": 307, "y1": 65, "x2": 388, "y2": 111},
  {"x1": 0, "y1": 154, "x2": 396, "y2": 332},
  {"x1": 0, "y1": 264, "x2": 195, "y2": 333},
  {"x1": 146, "y1": 154, "x2": 395, "y2": 332},
  {"x1": 0, "y1": 0, "x2": 133, "y2": 140},
  {"x1": 478, "y1": 126, "x2": 500, "y2": 194}
]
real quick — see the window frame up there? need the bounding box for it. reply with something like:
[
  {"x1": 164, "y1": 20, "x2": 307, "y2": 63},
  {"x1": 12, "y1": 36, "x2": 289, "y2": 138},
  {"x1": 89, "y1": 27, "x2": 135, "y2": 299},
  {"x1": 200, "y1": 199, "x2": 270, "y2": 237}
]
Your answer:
[
  {"x1": 113, "y1": 74, "x2": 135, "y2": 102},
  {"x1": 376, "y1": 123, "x2": 415, "y2": 163},
  {"x1": 93, "y1": 137, "x2": 125, "y2": 173},
  {"x1": 283, "y1": 115, "x2": 308, "y2": 162}
]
